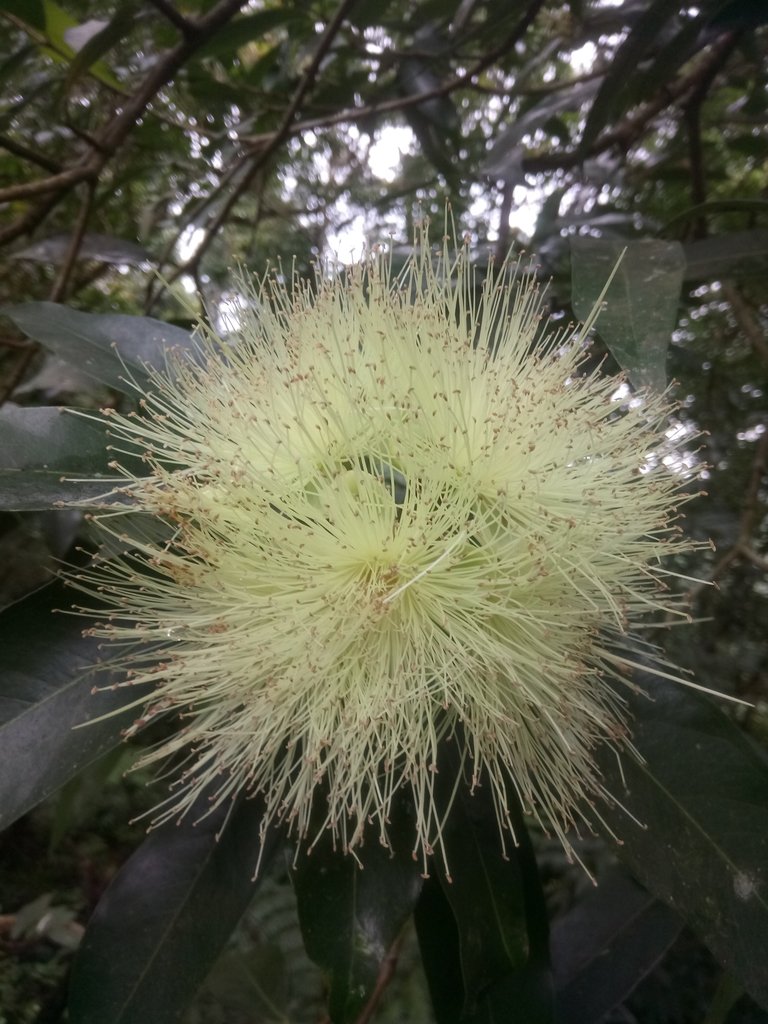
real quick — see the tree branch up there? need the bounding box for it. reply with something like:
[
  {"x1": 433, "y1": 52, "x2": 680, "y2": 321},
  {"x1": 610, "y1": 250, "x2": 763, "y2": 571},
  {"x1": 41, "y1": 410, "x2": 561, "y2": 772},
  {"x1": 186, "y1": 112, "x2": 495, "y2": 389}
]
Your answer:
[
  {"x1": 145, "y1": 0, "x2": 195, "y2": 36},
  {"x1": 0, "y1": 0, "x2": 249, "y2": 239},
  {"x1": 0, "y1": 134, "x2": 62, "y2": 174},
  {"x1": 0, "y1": 162, "x2": 99, "y2": 204},
  {"x1": 174, "y1": 0, "x2": 361, "y2": 279},
  {"x1": 49, "y1": 181, "x2": 95, "y2": 302}
]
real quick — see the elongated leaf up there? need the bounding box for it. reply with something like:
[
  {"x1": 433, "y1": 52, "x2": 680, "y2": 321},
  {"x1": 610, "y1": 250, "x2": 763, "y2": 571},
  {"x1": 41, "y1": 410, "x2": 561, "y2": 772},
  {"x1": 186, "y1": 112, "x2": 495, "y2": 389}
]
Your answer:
[
  {"x1": 415, "y1": 741, "x2": 553, "y2": 1023},
  {"x1": 2, "y1": 303, "x2": 195, "y2": 392},
  {"x1": 551, "y1": 867, "x2": 682, "y2": 1023},
  {"x1": 13, "y1": 232, "x2": 151, "y2": 266},
  {"x1": 683, "y1": 228, "x2": 768, "y2": 282},
  {"x1": 579, "y1": 0, "x2": 679, "y2": 151},
  {"x1": 596, "y1": 677, "x2": 768, "y2": 1010},
  {"x1": 0, "y1": 580, "x2": 139, "y2": 828},
  {"x1": 64, "y1": 4, "x2": 135, "y2": 87},
  {"x1": 40, "y1": 0, "x2": 122, "y2": 88},
  {"x1": 293, "y1": 802, "x2": 424, "y2": 1024},
  {"x1": 0, "y1": 404, "x2": 141, "y2": 510},
  {"x1": 571, "y1": 237, "x2": 685, "y2": 392},
  {"x1": 194, "y1": 8, "x2": 299, "y2": 58},
  {"x1": 414, "y1": 875, "x2": 466, "y2": 1024},
  {"x1": 483, "y1": 80, "x2": 599, "y2": 184},
  {"x1": 67, "y1": 796, "x2": 281, "y2": 1024}
]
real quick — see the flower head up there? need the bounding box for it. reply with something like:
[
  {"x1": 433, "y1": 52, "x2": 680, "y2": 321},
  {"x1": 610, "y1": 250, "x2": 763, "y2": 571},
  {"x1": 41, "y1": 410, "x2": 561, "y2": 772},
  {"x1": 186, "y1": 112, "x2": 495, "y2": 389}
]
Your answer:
[{"x1": 72, "y1": 234, "x2": 697, "y2": 872}]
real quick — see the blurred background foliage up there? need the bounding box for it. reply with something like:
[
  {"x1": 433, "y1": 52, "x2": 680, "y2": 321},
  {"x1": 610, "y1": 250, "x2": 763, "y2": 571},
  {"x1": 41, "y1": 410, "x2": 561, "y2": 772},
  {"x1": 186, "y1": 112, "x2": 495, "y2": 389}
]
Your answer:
[{"x1": 0, "y1": 0, "x2": 767, "y2": 1021}]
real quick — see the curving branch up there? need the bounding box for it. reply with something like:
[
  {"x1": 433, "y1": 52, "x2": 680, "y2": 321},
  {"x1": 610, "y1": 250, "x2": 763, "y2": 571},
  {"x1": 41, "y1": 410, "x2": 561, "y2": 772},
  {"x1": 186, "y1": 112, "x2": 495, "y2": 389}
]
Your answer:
[
  {"x1": 172, "y1": 0, "x2": 363, "y2": 282},
  {"x1": 0, "y1": 0, "x2": 250, "y2": 247}
]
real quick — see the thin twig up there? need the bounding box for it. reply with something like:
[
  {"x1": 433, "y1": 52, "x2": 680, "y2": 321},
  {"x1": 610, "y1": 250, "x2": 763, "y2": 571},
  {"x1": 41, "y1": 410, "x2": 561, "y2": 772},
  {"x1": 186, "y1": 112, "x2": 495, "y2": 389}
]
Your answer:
[
  {"x1": 145, "y1": 0, "x2": 195, "y2": 36},
  {"x1": 49, "y1": 180, "x2": 96, "y2": 302},
  {"x1": 0, "y1": 0, "x2": 249, "y2": 248},
  {"x1": 721, "y1": 282, "x2": 768, "y2": 367},
  {"x1": 353, "y1": 933, "x2": 405, "y2": 1024},
  {"x1": 0, "y1": 133, "x2": 62, "y2": 174},
  {"x1": 176, "y1": 0, "x2": 361, "y2": 278},
  {"x1": 690, "y1": 427, "x2": 768, "y2": 599},
  {"x1": 0, "y1": 161, "x2": 99, "y2": 203}
]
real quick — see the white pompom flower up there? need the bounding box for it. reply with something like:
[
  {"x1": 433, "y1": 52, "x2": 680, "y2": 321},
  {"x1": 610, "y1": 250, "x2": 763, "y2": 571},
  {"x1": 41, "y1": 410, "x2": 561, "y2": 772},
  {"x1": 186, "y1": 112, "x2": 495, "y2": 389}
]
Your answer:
[{"x1": 71, "y1": 235, "x2": 700, "y2": 874}]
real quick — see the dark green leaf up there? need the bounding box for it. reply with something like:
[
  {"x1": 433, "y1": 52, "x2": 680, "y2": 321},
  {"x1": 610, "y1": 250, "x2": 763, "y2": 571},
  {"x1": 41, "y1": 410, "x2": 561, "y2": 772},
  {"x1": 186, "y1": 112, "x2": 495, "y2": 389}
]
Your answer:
[
  {"x1": 596, "y1": 677, "x2": 768, "y2": 1010},
  {"x1": 483, "y1": 81, "x2": 599, "y2": 184},
  {"x1": 551, "y1": 867, "x2": 682, "y2": 1023},
  {"x1": 416, "y1": 740, "x2": 554, "y2": 1023},
  {"x1": 579, "y1": 0, "x2": 681, "y2": 151},
  {"x1": 2, "y1": 303, "x2": 196, "y2": 392},
  {"x1": 13, "y1": 232, "x2": 151, "y2": 266},
  {"x1": 1, "y1": 404, "x2": 106, "y2": 469},
  {"x1": 682, "y1": 229, "x2": 768, "y2": 282},
  {"x1": 571, "y1": 237, "x2": 685, "y2": 392},
  {"x1": 293, "y1": 804, "x2": 424, "y2": 1024},
  {"x1": 193, "y1": 9, "x2": 299, "y2": 59},
  {"x1": 0, "y1": 404, "x2": 142, "y2": 510},
  {"x1": 414, "y1": 875, "x2": 466, "y2": 1024},
  {"x1": 438, "y1": 792, "x2": 553, "y2": 1022},
  {"x1": 67, "y1": 797, "x2": 281, "y2": 1024},
  {"x1": 0, "y1": 580, "x2": 139, "y2": 828},
  {"x1": 64, "y1": 3, "x2": 135, "y2": 87}
]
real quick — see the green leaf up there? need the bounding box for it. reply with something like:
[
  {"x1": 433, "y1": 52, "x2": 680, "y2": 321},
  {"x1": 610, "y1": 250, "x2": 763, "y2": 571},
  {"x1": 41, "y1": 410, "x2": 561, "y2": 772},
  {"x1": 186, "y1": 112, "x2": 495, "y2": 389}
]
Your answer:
[
  {"x1": 0, "y1": 580, "x2": 140, "y2": 829},
  {"x1": 551, "y1": 867, "x2": 683, "y2": 1023},
  {"x1": 2, "y1": 302, "x2": 196, "y2": 392},
  {"x1": 293, "y1": 804, "x2": 424, "y2": 1024},
  {"x1": 13, "y1": 232, "x2": 151, "y2": 266},
  {"x1": 40, "y1": 0, "x2": 122, "y2": 89},
  {"x1": 0, "y1": 0, "x2": 45, "y2": 31},
  {"x1": 193, "y1": 8, "x2": 299, "y2": 59},
  {"x1": 682, "y1": 228, "x2": 768, "y2": 282},
  {"x1": 579, "y1": 0, "x2": 682, "y2": 151},
  {"x1": 416, "y1": 743, "x2": 553, "y2": 1024},
  {"x1": 570, "y1": 237, "x2": 685, "y2": 393},
  {"x1": 0, "y1": 405, "x2": 145, "y2": 510},
  {"x1": 596, "y1": 676, "x2": 768, "y2": 1010},
  {"x1": 414, "y1": 875, "x2": 466, "y2": 1024},
  {"x1": 67, "y1": 797, "x2": 281, "y2": 1024},
  {"x1": 64, "y1": 4, "x2": 135, "y2": 88}
]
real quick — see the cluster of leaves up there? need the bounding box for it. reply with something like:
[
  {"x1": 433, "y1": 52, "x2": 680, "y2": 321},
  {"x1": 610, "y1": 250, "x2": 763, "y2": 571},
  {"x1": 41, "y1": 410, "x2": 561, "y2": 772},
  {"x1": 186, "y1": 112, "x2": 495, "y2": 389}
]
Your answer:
[{"x1": 1, "y1": 1, "x2": 767, "y2": 1022}]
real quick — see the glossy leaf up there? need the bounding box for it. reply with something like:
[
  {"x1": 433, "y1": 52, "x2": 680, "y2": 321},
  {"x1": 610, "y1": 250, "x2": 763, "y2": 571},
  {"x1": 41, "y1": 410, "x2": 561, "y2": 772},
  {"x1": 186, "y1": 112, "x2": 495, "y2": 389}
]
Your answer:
[
  {"x1": 0, "y1": 404, "x2": 141, "y2": 509},
  {"x1": 571, "y1": 237, "x2": 685, "y2": 393},
  {"x1": 551, "y1": 867, "x2": 682, "y2": 1023},
  {"x1": 2, "y1": 302, "x2": 196, "y2": 392},
  {"x1": 579, "y1": 0, "x2": 681, "y2": 151},
  {"x1": 67, "y1": 796, "x2": 281, "y2": 1024},
  {"x1": 416, "y1": 742, "x2": 553, "y2": 1024},
  {"x1": 414, "y1": 875, "x2": 466, "y2": 1024},
  {"x1": 682, "y1": 228, "x2": 768, "y2": 282},
  {"x1": 64, "y1": 4, "x2": 135, "y2": 87},
  {"x1": 483, "y1": 80, "x2": 599, "y2": 184},
  {"x1": 194, "y1": 8, "x2": 300, "y2": 59},
  {"x1": 293, "y1": 804, "x2": 424, "y2": 1024},
  {"x1": 0, "y1": 580, "x2": 140, "y2": 828},
  {"x1": 13, "y1": 232, "x2": 151, "y2": 266},
  {"x1": 596, "y1": 676, "x2": 768, "y2": 1010}
]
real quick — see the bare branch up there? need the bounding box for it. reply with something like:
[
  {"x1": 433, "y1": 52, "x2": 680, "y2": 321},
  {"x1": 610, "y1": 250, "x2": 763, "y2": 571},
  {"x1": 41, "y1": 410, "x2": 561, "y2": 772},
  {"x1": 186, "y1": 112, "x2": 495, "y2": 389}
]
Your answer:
[
  {"x1": 174, "y1": 0, "x2": 361, "y2": 279},
  {"x1": 0, "y1": 162, "x2": 98, "y2": 203},
  {"x1": 145, "y1": 0, "x2": 195, "y2": 36},
  {"x1": 722, "y1": 282, "x2": 768, "y2": 367},
  {"x1": 0, "y1": 134, "x2": 62, "y2": 174},
  {"x1": 49, "y1": 181, "x2": 96, "y2": 302}
]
